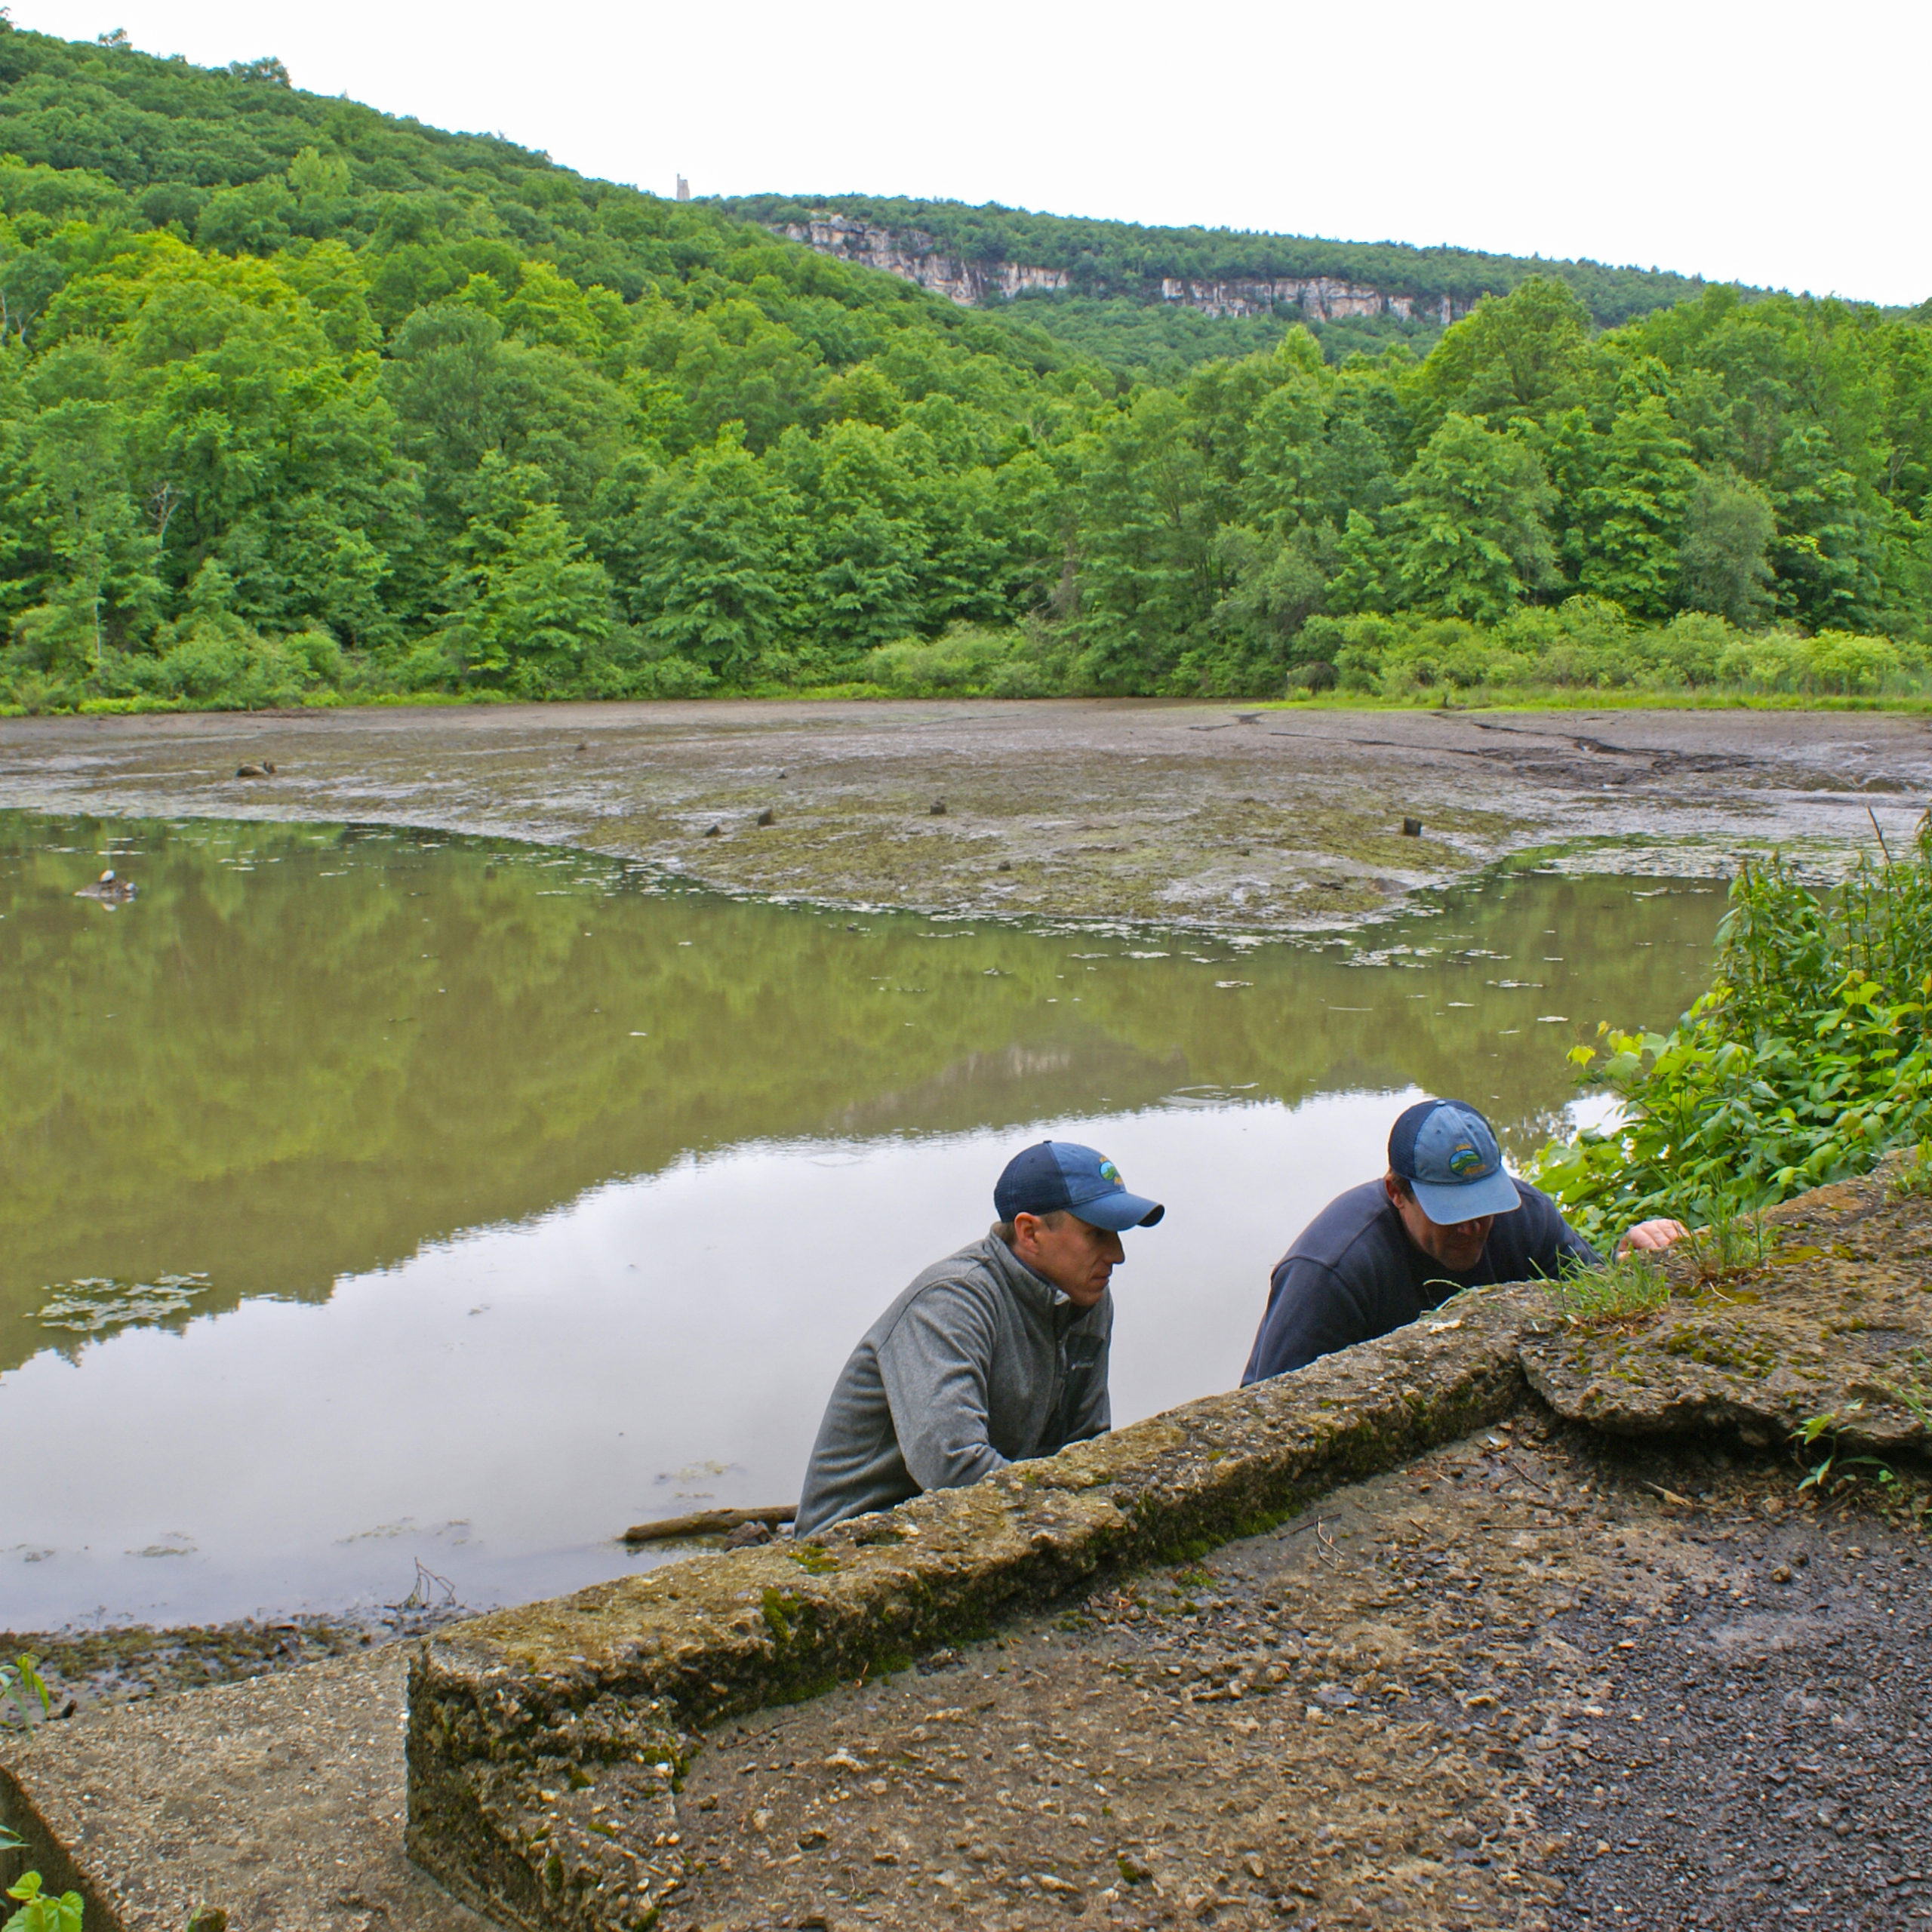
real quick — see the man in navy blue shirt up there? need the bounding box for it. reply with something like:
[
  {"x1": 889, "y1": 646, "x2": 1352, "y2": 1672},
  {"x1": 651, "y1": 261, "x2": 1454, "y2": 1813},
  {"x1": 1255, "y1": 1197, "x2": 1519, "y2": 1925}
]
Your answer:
[{"x1": 1241, "y1": 1097, "x2": 1685, "y2": 1383}]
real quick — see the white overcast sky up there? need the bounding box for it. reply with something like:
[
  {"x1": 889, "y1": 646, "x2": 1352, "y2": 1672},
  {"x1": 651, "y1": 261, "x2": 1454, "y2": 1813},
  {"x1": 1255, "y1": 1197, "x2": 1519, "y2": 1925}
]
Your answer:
[{"x1": 14, "y1": 0, "x2": 1930, "y2": 306}]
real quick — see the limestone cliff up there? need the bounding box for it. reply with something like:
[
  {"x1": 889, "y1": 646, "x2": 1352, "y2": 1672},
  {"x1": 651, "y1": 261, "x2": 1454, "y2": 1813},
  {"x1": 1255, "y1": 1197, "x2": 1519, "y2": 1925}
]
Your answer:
[
  {"x1": 776, "y1": 212, "x2": 1472, "y2": 325},
  {"x1": 777, "y1": 214, "x2": 1073, "y2": 305}
]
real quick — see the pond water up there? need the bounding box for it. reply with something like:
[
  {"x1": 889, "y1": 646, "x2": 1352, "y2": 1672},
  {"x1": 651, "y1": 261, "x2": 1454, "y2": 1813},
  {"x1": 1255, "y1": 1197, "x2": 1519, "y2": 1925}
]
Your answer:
[{"x1": 0, "y1": 813, "x2": 1724, "y2": 1629}]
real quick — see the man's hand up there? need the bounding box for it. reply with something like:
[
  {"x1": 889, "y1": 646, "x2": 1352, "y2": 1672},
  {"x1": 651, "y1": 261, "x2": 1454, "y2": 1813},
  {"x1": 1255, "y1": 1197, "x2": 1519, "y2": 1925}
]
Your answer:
[{"x1": 1617, "y1": 1217, "x2": 1689, "y2": 1256}]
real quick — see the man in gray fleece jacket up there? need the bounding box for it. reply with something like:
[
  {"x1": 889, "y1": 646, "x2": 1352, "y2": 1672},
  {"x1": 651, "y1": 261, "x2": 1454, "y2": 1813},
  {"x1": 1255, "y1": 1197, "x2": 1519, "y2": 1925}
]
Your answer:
[{"x1": 795, "y1": 1140, "x2": 1166, "y2": 1535}]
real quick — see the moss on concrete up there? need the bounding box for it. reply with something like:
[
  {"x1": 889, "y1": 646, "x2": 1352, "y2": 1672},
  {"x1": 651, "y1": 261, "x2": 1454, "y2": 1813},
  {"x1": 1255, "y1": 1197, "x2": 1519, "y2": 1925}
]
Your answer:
[{"x1": 1522, "y1": 1154, "x2": 1932, "y2": 1453}]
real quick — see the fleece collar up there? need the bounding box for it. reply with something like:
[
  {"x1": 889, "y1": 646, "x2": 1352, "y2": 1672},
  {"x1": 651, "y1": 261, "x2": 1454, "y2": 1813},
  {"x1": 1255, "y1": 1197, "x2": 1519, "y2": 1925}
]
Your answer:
[{"x1": 980, "y1": 1225, "x2": 1079, "y2": 1313}]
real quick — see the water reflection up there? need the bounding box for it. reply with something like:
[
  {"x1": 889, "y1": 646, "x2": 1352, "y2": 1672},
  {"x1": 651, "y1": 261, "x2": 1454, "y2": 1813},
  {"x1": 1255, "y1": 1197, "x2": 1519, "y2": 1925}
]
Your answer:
[{"x1": 0, "y1": 814, "x2": 1722, "y2": 1626}]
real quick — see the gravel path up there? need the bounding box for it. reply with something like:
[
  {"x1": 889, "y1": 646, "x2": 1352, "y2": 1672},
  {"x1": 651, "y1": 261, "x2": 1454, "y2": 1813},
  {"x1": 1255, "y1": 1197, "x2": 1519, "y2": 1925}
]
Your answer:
[
  {"x1": 1534, "y1": 1531, "x2": 1932, "y2": 1930},
  {"x1": 664, "y1": 1419, "x2": 1930, "y2": 1931}
]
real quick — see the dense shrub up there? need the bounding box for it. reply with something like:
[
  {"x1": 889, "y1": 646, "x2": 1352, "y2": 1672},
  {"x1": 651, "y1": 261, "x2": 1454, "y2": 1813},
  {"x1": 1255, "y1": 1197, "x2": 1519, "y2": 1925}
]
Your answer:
[{"x1": 1532, "y1": 819, "x2": 1932, "y2": 1242}]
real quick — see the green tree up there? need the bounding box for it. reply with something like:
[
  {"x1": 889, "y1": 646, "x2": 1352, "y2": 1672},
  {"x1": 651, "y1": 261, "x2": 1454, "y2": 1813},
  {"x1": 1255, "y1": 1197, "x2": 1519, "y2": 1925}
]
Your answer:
[
  {"x1": 436, "y1": 457, "x2": 614, "y2": 691},
  {"x1": 1549, "y1": 390, "x2": 1699, "y2": 619},
  {"x1": 1073, "y1": 387, "x2": 1225, "y2": 689},
  {"x1": 620, "y1": 432, "x2": 804, "y2": 681},
  {"x1": 1676, "y1": 467, "x2": 1775, "y2": 625},
  {"x1": 1377, "y1": 414, "x2": 1558, "y2": 621},
  {"x1": 1407, "y1": 277, "x2": 1592, "y2": 440},
  {"x1": 11, "y1": 393, "x2": 162, "y2": 672}
]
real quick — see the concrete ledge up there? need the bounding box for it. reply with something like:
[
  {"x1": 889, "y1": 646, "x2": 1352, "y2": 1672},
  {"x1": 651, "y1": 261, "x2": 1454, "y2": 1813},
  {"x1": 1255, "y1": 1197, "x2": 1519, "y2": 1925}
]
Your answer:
[
  {"x1": 1522, "y1": 1161, "x2": 1932, "y2": 1454},
  {"x1": 2, "y1": 1650, "x2": 487, "y2": 1932},
  {"x1": 405, "y1": 1287, "x2": 1537, "y2": 1930}
]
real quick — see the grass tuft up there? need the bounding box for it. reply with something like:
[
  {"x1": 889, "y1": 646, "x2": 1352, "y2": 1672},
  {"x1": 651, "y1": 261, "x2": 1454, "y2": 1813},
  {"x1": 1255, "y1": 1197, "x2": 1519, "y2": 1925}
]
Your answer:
[
  {"x1": 1543, "y1": 1251, "x2": 1670, "y2": 1329},
  {"x1": 1889, "y1": 1140, "x2": 1932, "y2": 1201},
  {"x1": 1683, "y1": 1196, "x2": 1771, "y2": 1284}
]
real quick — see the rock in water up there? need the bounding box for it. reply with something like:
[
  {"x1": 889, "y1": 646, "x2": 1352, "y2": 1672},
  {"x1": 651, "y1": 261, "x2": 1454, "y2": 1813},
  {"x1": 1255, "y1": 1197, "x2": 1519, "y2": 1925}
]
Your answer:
[
  {"x1": 703, "y1": 823, "x2": 721, "y2": 837},
  {"x1": 74, "y1": 869, "x2": 137, "y2": 905},
  {"x1": 930, "y1": 798, "x2": 947, "y2": 815}
]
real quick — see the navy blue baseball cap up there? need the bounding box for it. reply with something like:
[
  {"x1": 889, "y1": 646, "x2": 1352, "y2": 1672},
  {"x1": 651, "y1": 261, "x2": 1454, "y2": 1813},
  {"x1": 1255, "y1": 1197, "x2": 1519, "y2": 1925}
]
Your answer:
[
  {"x1": 1389, "y1": 1099, "x2": 1521, "y2": 1224},
  {"x1": 995, "y1": 1140, "x2": 1165, "y2": 1232}
]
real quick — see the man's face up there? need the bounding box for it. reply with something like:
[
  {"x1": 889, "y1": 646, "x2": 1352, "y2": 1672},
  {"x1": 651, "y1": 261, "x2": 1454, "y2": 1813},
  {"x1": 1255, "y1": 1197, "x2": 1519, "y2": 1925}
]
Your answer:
[
  {"x1": 1011, "y1": 1211, "x2": 1124, "y2": 1308},
  {"x1": 1384, "y1": 1175, "x2": 1494, "y2": 1272}
]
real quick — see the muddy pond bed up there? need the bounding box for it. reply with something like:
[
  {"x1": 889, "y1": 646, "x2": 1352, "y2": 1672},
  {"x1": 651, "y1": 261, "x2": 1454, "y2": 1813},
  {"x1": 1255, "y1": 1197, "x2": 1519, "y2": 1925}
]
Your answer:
[{"x1": 0, "y1": 811, "x2": 1726, "y2": 1630}]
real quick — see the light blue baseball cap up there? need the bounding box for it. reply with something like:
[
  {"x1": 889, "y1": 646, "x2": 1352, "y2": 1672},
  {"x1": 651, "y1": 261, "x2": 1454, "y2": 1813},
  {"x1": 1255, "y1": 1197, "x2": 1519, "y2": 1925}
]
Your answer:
[{"x1": 1388, "y1": 1099, "x2": 1521, "y2": 1224}]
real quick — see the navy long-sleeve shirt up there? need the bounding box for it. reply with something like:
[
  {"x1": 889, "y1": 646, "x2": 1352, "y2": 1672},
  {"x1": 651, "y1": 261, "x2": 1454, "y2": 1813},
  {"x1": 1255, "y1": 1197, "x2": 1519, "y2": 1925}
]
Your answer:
[{"x1": 1241, "y1": 1177, "x2": 1598, "y2": 1383}]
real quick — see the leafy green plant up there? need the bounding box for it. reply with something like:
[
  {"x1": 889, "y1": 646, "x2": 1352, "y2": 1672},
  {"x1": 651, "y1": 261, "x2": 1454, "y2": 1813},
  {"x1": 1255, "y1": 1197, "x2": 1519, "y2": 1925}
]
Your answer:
[
  {"x1": 0, "y1": 1818, "x2": 82, "y2": 1932},
  {"x1": 1792, "y1": 1404, "x2": 1896, "y2": 1496},
  {"x1": 1534, "y1": 816, "x2": 1932, "y2": 1238},
  {"x1": 0, "y1": 1655, "x2": 51, "y2": 1730},
  {"x1": 2, "y1": 1871, "x2": 84, "y2": 1932}
]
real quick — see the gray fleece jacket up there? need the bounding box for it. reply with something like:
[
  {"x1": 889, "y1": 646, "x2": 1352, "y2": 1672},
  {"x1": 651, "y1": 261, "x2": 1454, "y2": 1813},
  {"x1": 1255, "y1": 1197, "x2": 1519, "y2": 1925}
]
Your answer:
[{"x1": 794, "y1": 1229, "x2": 1112, "y2": 1536}]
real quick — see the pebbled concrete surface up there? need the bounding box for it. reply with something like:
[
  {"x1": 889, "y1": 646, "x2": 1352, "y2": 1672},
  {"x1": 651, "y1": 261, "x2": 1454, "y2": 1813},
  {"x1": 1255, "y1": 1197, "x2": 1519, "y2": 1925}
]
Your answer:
[
  {"x1": 543, "y1": 1417, "x2": 1932, "y2": 1932},
  {"x1": 0, "y1": 1650, "x2": 485, "y2": 1932},
  {"x1": 0, "y1": 702, "x2": 1923, "y2": 931}
]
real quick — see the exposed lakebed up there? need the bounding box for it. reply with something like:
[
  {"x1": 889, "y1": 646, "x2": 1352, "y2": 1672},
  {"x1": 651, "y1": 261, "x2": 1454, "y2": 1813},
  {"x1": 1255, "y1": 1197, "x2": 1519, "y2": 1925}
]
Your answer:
[{"x1": 0, "y1": 811, "x2": 1723, "y2": 1628}]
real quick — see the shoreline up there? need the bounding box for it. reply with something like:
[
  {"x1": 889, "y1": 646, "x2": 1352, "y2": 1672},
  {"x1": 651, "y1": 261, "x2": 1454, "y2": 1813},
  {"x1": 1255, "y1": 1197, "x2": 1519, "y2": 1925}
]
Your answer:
[{"x1": 2, "y1": 700, "x2": 1924, "y2": 935}]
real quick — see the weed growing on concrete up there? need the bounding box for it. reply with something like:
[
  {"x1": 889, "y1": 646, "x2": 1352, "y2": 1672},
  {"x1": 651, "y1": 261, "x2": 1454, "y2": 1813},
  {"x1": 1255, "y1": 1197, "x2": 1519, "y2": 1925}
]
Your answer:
[
  {"x1": 1544, "y1": 1252, "x2": 1669, "y2": 1329},
  {"x1": 1878, "y1": 1349, "x2": 1932, "y2": 1434},
  {"x1": 0, "y1": 1653, "x2": 50, "y2": 1730},
  {"x1": 1889, "y1": 1140, "x2": 1932, "y2": 1200},
  {"x1": 2, "y1": 1866, "x2": 85, "y2": 1932},
  {"x1": 1793, "y1": 1404, "x2": 1898, "y2": 1497},
  {"x1": 1684, "y1": 1197, "x2": 1769, "y2": 1283}
]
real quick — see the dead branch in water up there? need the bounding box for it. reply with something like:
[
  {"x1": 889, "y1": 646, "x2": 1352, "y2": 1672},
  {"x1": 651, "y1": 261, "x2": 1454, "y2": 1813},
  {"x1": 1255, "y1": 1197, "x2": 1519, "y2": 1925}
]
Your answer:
[{"x1": 622, "y1": 1506, "x2": 796, "y2": 1543}]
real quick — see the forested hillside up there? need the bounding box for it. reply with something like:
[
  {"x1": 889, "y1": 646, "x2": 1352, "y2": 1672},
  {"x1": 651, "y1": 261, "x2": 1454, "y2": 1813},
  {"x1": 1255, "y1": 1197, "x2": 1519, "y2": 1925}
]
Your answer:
[
  {"x1": 0, "y1": 22, "x2": 1926, "y2": 715},
  {"x1": 714, "y1": 193, "x2": 1730, "y2": 327},
  {"x1": 713, "y1": 195, "x2": 1741, "y2": 379}
]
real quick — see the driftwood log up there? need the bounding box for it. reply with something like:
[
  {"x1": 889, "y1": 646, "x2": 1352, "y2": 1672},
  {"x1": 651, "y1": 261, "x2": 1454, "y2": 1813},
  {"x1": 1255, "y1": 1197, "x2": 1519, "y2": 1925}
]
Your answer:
[{"x1": 621, "y1": 1506, "x2": 795, "y2": 1544}]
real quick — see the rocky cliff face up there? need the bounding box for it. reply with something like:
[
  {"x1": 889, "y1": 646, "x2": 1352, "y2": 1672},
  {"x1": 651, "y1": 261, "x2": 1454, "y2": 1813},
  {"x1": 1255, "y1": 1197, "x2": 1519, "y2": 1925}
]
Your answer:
[
  {"x1": 778, "y1": 215, "x2": 1072, "y2": 304},
  {"x1": 778, "y1": 213, "x2": 1471, "y2": 325},
  {"x1": 1157, "y1": 274, "x2": 1462, "y2": 325}
]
